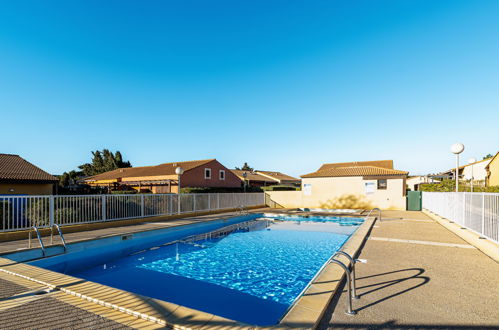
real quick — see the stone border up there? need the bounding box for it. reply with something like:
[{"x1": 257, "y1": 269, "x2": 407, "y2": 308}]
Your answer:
[
  {"x1": 0, "y1": 215, "x2": 376, "y2": 330},
  {"x1": 422, "y1": 209, "x2": 499, "y2": 263}
]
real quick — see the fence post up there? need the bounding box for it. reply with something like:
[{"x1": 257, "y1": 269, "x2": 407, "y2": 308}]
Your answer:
[
  {"x1": 208, "y1": 194, "x2": 211, "y2": 210},
  {"x1": 463, "y1": 192, "x2": 466, "y2": 226},
  {"x1": 217, "y1": 193, "x2": 220, "y2": 209},
  {"x1": 141, "y1": 195, "x2": 145, "y2": 217},
  {"x1": 102, "y1": 195, "x2": 107, "y2": 221},
  {"x1": 482, "y1": 192, "x2": 485, "y2": 237},
  {"x1": 169, "y1": 195, "x2": 173, "y2": 215},
  {"x1": 193, "y1": 194, "x2": 197, "y2": 212},
  {"x1": 49, "y1": 195, "x2": 54, "y2": 226}
]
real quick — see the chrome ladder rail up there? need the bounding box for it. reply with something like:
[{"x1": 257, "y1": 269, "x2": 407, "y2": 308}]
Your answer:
[
  {"x1": 333, "y1": 251, "x2": 359, "y2": 299},
  {"x1": 366, "y1": 207, "x2": 381, "y2": 221},
  {"x1": 50, "y1": 224, "x2": 67, "y2": 252},
  {"x1": 329, "y1": 258, "x2": 357, "y2": 315},
  {"x1": 28, "y1": 226, "x2": 46, "y2": 257},
  {"x1": 237, "y1": 205, "x2": 248, "y2": 215}
]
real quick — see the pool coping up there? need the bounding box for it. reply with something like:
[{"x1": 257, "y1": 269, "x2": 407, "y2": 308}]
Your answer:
[{"x1": 0, "y1": 214, "x2": 376, "y2": 329}]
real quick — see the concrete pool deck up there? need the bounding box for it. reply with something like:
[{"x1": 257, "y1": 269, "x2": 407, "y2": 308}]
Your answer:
[
  {"x1": 0, "y1": 209, "x2": 497, "y2": 329},
  {"x1": 319, "y1": 210, "x2": 499, "y2": 329}
]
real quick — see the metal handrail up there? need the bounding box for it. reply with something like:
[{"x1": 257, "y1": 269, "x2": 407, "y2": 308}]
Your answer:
[
  {"x1": 28, "y1": 226, "x2": 45, "y2": 257},
  {"x1": 333, "y1": 251, "x2": 359, "y2": 299},
  {"x1": 330, "y1": 259, "x2": 357, "y2": 315},
  {"x1": 237, "y1": 205, "x2": 248, "y2": 215},
  {"x1": 366, "y1": 207, "x2": 381, "y2": 221},
  {"x1": 50, "y1": 224, "x2": 67, "y2": 252}
]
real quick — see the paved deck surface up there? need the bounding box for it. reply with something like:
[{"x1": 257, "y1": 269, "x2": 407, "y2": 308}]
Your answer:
[{"x1": 319, "y1": 210, "x2": 499, "y2": 330}]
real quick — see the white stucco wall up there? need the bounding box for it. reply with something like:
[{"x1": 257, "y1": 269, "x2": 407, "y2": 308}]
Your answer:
[
  {"x1": 266, "y1": 176, "x2": 406, "y2": 210},
  {"x1": 462, "y1": 159, "x2": 491, "y2": 181}
]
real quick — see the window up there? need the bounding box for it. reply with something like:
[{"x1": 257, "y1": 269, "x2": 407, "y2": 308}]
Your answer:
[
  {"x1": 204, "y1": 168, "x2": 211, "y2": 179},
  {"x1": 219, "y1": 170, "x2": 225, "y2": 180},
  {"x1": 377, "y1": 179, "x2": 387, "y2": 190}
]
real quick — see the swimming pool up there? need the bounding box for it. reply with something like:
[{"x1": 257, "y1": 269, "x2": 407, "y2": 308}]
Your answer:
[{"x1": 21, "y1": 213, "x2": 364, "y2": 326}]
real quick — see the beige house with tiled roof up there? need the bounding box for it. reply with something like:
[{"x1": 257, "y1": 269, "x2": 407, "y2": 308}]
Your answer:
[
  {"x1": 0, "y1": 154, "x2": 58, "y2": 195},
  {"x1": 266, "y1": 160, "x2": 408, "y2": 210},
  {"x1": 83, "y1": 159, "x2": 241, "y2": 193},
  {"x1": 485, "y1": 152, "x2": 499, "y2": 186}
]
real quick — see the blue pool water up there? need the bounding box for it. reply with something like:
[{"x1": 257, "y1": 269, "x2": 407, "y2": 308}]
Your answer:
[{"x1": 26, "y1": 215, "x2": 363, "y2": 326}]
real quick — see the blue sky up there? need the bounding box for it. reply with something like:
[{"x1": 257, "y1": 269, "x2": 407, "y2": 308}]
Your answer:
[{"x1": 1, "y1": 0, "x2": 498, "y2": 177}]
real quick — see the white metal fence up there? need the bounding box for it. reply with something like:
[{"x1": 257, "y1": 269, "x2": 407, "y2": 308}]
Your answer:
[
  {"x1": 422, "y1": 192, "x2": 499, "y2": 243},
  {"x1": 0, "y1": 193, "x2": 265, "y2": 232}
]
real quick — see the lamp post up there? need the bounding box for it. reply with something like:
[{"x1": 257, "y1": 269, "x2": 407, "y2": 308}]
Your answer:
[
  {"x1": 450, "y1": 143, "x2": 465, "y2": 192},
  {"x1": 468, "y1": 158, "x2": 476, "y2": 192},
  {"x1": 242, "y1": 172, "x2": 247, "y2": 193},
  {"x1": 175, "y1": 166, "x2": 184, "y2": 214}
]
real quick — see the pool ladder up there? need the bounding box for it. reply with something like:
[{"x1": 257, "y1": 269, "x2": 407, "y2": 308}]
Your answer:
[
  {"x1": 237, "y1": 205, "x2": 249, "y2": 215},
  {"x1": 28, "y1": 224, "x2": 67, "y2": 257},
  {"x1": 330, "y1": 251, "x2": 359, "y2": 315}
]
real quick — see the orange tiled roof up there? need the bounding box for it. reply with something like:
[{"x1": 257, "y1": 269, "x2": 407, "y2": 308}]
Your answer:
[
  {"x1": 230, "y1": 170, "x2": 278, "y2": 182},
  {"x1": 0, "y1": 154, "x2": 57, "y2": 182},
  {"x1": 318, "y1": 160, "x2": 393, "y2": 171},
  {"x1": 256, "y1": 170, "x2": 300, "y2": 182},
  {"x1": 301, "y1": 165, "x2": 408, "y2": 178},
  {"x1": 84, "y1": 159, "x2": 215, "y2": 182}
]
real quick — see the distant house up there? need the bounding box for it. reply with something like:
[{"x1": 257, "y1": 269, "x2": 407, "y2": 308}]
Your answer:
[
  {"x1": 299, "y1": 160, "x2": 408, "y2": 209},
  {"x1": 437, "y1": 156, "x2": 493, "y2": 185},
  {"x1": 230, "y1": 170, "x2": 279, "y2": 187},
  {"x1": 230, "y1": 170, "x2": 301, "y2": 188},
  {"x1": 406, "y1": 176, "x2": 440, "y2": 191},
  {"x1": 82, "y1": 159, "x2": 241, "y2": 193},
  {"x1": 254, "y1": 171, "x2": 301, "y2": 186},
  {"x1": 0, "y1": 154, "x2": 58, "y2": 195},
  {"x1": 486, "y1": 152, "x2": 499, "y2": 186},
  {"x1": 462, "y1": 157, "x2": 492, "y2": 185}
]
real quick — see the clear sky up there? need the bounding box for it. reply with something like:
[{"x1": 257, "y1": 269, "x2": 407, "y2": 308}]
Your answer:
[{"x1": 1, "y1": 0, "x2": 498, "y2": 177}]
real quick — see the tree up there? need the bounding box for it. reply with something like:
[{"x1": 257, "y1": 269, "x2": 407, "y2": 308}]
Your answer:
[
  {"x1": 78, "y1": 149, "x2": 132, "y2": 176},
  {"x1": 483, "y1": 153, "x2": 494, "y2": 160},
  {"x1": 235, "y1": 162, "x2": 254, "y2": 171}
]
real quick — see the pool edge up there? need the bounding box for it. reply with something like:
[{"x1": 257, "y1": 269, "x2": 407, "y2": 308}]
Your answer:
[
  {"x1": 273, "y1": 215, "x2": 376, "y2": 330},
  {"x1": 0, "y1": 215, "x2": 376, "y2": 330}
]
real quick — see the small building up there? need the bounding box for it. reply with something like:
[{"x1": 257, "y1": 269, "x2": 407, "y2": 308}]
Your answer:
[
  {"x1": 0, "y1": 154, "x2": 58, "y2": 195},
  {"x1": 230, "y1": 170, "x2": 279, "y2": 187},
  {"x1": 486, "y1": 152, "x2": 499, "y2": 186},
  {"x1": 83, "y1": 159, "x2": 241, "y2": 193},
  {"x1": 299, "y1": 160, "x2": 408, "y2": 209},
  {"x1": 230, "y1": 170, "x2": 301, "y2": 188},
  {"x1": 254, "y1": 171, "x2": 301, "y2": 186}
]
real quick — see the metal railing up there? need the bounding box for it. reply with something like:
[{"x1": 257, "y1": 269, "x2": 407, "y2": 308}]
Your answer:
[
  {"x1": 50, "y1": 224, "x2": 67, "y2": 252},
  {"x1": 422, "y1": 192, "x2": 499, "y2": 243},
  {"x1": 329, "y1": 250, "x2": 359, "y2": 315},
  {"x1": 0, "y1": 193, "x2": 265, "y2": 232},
  {"x1": 28, "y1": 226, "x2": 45, "y2": 256}
]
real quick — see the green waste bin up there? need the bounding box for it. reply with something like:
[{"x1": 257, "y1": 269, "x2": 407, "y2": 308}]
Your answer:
[{"x1": 407, "y1": 191, "x2": 422, "y2": 211}]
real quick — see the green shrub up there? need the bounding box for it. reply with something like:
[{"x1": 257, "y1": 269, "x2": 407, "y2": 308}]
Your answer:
[{"x1": 420, "y1": 180, "x2": 499, "y2": 192}]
